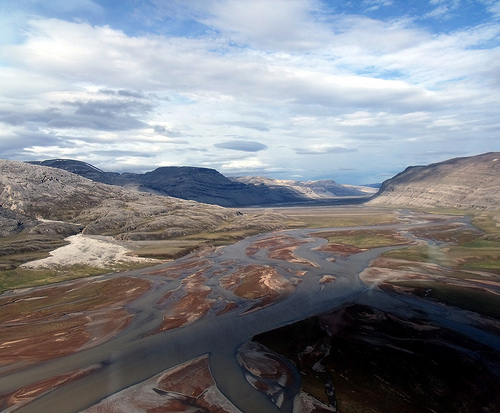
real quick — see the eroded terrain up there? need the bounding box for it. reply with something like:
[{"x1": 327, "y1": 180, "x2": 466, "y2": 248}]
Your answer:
[{"x1": 0, "y1": 207, "x2": 499, "y2": 413}]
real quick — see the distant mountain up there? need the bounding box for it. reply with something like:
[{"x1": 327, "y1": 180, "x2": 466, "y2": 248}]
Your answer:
[
  {"x1": 368, "y1": 152, "x2": 500, "y2": 210},
  {"x1": 230, "y1": 176, "x2": 377, "y2": 198},
  {"x1": 29, "y1": 159, "x2": 306, "y2": 207}
]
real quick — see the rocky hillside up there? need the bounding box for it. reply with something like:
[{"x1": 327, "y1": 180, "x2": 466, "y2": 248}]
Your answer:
[
  {"x1": 232, "y1": 176, "x2": 377, "y2": 198},
  {"x1": 29, "y1": 159, "x2": 305, "y2": 207},
  {"x1": 368, "y1": 152, "x2": 500, "y2": 210},
  {"x1": 0, "y1": 160, "x2": 246, "y2": 238},
  {"x1": 0, "y1": 160, "x2": 290, "y2": 269}
]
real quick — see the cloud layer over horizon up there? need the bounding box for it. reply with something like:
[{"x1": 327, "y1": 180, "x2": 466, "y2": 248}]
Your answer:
[{"x1": 1, "y1": 0, "x2": 499, "y2": 184}]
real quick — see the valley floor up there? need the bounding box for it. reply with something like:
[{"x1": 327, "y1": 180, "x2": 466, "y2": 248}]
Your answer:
[{"x1": 0, "y1": 206, "x2": 499, "y2": 413}]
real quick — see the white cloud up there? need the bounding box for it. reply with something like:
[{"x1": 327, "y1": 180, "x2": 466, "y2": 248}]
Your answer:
[
  {"x1": 363, "y1": 0, "x2": 393, "y2": 12},
  {"x1": 187, "y1": 0, "x2": 332, "y2": 51},
  {"x1": 221, "y1": 157, "x2": 267, "y2": 171},
  {"x1": 294, "y1": 143, "x2": 357, "y2": 155},
  {"x1": 0, "y1": 1, "x2": 499, "y2": 184}
]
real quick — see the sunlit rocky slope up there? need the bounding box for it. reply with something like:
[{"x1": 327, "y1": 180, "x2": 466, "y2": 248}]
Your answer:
[
  {"x1": 369, "y1": 152, "x2": 500, "y2": 210},
  {"x1": 0, "y1": 159, "x2": 286, "y2": 269},
  {"x1": 0, "y1": 159, "x2": 239, "y2": 238}
]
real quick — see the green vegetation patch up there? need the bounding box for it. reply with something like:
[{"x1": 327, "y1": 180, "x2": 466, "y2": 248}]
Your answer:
[
  {"x1": 283, "y1": 209, "x2": 399, "y2": 229},
  {"x1": 384, "y1": 245, "x2": 444, "y2": 263},
  {"x1": 0, "y1": 262, "x2": 151, "y2": 294},
  {"x1": 131, "y1": 242, "x2": 201, "y2": 260},
  {"x1": 0, "y1": 266, "x2": 106, "y2": 294},
  {"x1": 0, "y1": 234, "x2": 69, "y2": 270},
  {"x1": 409, "y1": 225, "x2": 480, "y2": 244},
  {"x1": 383, "y1": 237, "x2": 500, "y2": 272},
  {"x1": 133, "y1": 229, "x2": 271, "y2": 259},
  {"x1": 472, "y1": 213, "x2": 500, "y2": 240},
  {"x1": 317, "y1": 229, "x2": 410, "y2": 249}
]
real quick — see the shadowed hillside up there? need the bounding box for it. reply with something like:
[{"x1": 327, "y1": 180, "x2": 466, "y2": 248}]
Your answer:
[{"x1": 29, "y1": 159, "x2": 306, "y2": 207}]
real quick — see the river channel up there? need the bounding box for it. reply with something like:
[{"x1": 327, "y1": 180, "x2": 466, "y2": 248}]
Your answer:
[{"x1": 2, "y1": 211, "x2": 496, "y2": 413}]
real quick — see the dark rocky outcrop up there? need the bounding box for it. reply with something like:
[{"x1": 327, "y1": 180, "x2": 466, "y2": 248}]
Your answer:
[
  {"x1": 29, "y1": 160, "x2": 306, "y2": 207},
  {"x1": 368, "y1": 152, "x2": 500, "y2": 210}
]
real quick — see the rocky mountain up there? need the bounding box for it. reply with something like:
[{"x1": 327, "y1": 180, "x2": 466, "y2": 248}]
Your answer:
[
  {"x1": 368, "y1": 152, "x2": 500, "y2": 210},
  {"x1": 0, "y1": 159, "x2": 290, "y2": 269},
  {"x1": 28, "y1": 159, "x2": 306, "y2": 207},
  {"x1": 0, "y1": 160, "x2": 243, "y2": 238},
  {"x1": 232, "y1": 176, "x2": 377, "y2": 198}
]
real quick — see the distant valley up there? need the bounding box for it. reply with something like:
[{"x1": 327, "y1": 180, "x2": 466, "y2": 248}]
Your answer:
[{"x1": 29, "y1": 152, "x2": 500, "y2": 212}]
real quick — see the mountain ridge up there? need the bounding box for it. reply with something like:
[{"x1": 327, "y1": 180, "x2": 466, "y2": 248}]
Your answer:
[
  {"x1": 369, "y1": 152, "x2": 500, "y2": 210},
  {"x1": 28, "y1": 159, "x2": 306, "y2": 207},
  {"x1": 28, "y1": 159, "x2": 375, "y2": 206},
  {"x1": 231, "y1": 176, "x2": 376, "y2": 198},
  {"x1": 0, "y1": 159, "x2": 293, "y2": 269}
]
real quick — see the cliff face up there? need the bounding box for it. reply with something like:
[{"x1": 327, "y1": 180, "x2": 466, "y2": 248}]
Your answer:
[
  {"x1": 368, "y1": 152, "x2": 500, "y2": 210},
  {"x1": 29, "y1": 160, "x2": 305, "y2": 207}
]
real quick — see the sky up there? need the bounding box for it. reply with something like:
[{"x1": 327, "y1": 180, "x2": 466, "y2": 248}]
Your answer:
[{"x1": 1, "y1": 0, "x2": 499, "y2": 184}]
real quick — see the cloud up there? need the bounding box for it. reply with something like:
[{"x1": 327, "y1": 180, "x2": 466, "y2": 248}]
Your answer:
[
  {"x1": 0, "y1": 98, "x2": 152, "y2": 131},
  {"x1": 486, "y1": 1, "x2": 500, "y2": 19},
  {"x1": 99, "y1": 89, "x2": 147, "y2": 99},
  {"x1": 0, "y1": 2, "x2": 499, "y2": 184},
  {"x1": 294, "y1": 145, "x2": 358, "y2": 155},
  {"x1": 363, "y1": 0, "x2": 393, "y2": 12},
  {"x1": 218, "y1": 156, "x2": 274, "y2": 176},
  {"x1": 214, "y1": 140, "x2": 267, "y2": 152},
  {"x1": 153, "y1": 125, "x2": 186, "y2": 138},
  {"x1": 183, "y1": 0, "x2": 331, "y2": 51},
  {"x1": 0, "y1": 130, "x2": 64, "y2": 154},
  {"x1": 225, "y1": 120, "x2": 270, "y2": 131}
]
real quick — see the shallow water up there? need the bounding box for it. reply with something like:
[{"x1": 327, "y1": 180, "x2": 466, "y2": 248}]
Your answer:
[{"x1": 4, "y1": 211, "x2": 492, "y2": 413}]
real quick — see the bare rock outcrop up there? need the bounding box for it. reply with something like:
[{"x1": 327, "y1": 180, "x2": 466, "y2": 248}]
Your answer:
[
  {"x1": 0, "y1": 160, "x2": 285, "y2": 241},
  {"x1": 368, "y1": 152, "x2": 500, "y2": 210}
]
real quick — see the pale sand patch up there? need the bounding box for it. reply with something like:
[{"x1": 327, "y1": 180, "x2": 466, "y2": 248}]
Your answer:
[{"x1": 21, "y1": 234, "x2": 160, "y2": 269}]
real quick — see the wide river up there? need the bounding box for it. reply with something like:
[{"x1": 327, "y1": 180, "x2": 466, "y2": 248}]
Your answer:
[{"x1": 3, "y1": 211, "x2": 497, "y2": 413}]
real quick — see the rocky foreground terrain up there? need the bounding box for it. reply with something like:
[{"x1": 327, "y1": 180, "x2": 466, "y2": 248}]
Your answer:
[
  {"x1": 369, "y1": 152, "x2": 500, "y2": 210},
  {"x1": 0, "y1": 159, "x2": 287, "y2": 270}
]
